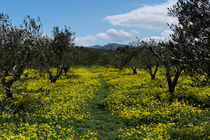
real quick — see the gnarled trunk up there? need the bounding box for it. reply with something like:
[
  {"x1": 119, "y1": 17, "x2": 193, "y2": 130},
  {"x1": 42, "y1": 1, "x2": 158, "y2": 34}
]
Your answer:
[
  {"x1": 47, "y1": 66, "x2": 63, "y2": 83},
  {"x1": 147, "y1": 64, "x2": 159, "y2": 80},
  {"x1": 165, "y1": 67, "x2": 181, "y2": 100},
  {"x1": 63, "y1": 65, "x2": 70, "y2": 76},
  {"x1": 131, "y1": 66, "x2": 137, "y2": 75},
  {"x1": 1, "y1": 65, "x2": 25, "y2": 98}
]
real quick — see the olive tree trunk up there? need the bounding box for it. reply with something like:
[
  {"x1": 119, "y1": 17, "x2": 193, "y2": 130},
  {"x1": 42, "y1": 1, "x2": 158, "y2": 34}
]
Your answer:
[
  {"x1": 165, "y1": 67, "x2": 181, "y2": 100},
  {"x1": 131, "y1": 66, "x2": 137, "y2": 75}
]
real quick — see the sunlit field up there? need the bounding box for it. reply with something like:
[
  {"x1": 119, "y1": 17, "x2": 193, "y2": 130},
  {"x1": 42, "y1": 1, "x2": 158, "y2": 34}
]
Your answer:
[{"x1": 0, "y1": 67, "x2": 209, "y2": 139}]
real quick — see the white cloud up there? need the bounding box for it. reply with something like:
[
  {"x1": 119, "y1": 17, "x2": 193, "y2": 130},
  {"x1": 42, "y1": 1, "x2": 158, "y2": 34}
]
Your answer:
[
  {"x1": 104, "y1": 0, "x2": 178, "y2": 29},
  {"x1": 75, "y1": 35, "x2": 97, "y2": 46},
  {"x1": 142, "y1": 29, "x2": 174, "y2": 42},
  {"x1": 96, "y1": 28, "x2": 140, "y2": 41},
  {"x1": 75, "y1": 29, "x2": 140, "y2": 46},
  {"x1": 161, "y1": 29, "x2": 174, "y2": 37}
]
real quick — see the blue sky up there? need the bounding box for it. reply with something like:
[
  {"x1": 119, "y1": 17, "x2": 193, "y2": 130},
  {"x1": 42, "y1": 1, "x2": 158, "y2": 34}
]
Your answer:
[{"x1": 1, "y1": 0, "x2": 177, "y2": 46}]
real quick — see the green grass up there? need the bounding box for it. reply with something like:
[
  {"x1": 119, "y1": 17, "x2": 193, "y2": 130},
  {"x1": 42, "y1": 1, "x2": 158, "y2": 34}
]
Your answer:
[{"x1": 73, "y1": 75, "x2": 126, "y2": 139}]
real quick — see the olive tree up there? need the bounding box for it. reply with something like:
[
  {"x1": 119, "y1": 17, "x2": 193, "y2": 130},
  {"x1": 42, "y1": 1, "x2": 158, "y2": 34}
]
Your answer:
[
  {"x1": 42, "y1": 26, "x2": 75, "y2": 83},
  {"x1": 148, "y1": 0, "x2": 209, "y2": 97},
  {"x1": 0, "y1": 14, "x2": 42, "y2": 98},
  {"x1": 131, "y1": 39, "x2": 160, "y2": 79},
  {"x1": 165, "y1": 0, "x2": 209, "y2": 94}
]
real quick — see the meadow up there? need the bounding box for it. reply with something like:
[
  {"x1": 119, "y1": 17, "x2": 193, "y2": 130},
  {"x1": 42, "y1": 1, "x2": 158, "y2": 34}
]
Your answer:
[{"x1": 0, "y1": 67, "x2": 209, "y2": 139}]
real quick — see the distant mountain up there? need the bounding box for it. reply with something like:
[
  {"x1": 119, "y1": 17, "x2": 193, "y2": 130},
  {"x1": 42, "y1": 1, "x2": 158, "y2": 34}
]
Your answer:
[
  {"x1": 87, "y1": 43, "x2": 127, "y2": 50},
  {"x1": 88, "y1": 45, "x2": 102, "y2": 49}
]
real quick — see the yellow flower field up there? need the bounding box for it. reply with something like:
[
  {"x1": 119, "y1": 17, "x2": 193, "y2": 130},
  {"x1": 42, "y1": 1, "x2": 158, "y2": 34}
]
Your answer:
[
  {"x1": 0, "y1": 67, "x2": 209, "y2": 139},
  {"x1": 0, "y1": 68, "x2": 101, "y2": 139},
  {"x1": 102, "y1": 68, "x2": 209, "y2": 139}
]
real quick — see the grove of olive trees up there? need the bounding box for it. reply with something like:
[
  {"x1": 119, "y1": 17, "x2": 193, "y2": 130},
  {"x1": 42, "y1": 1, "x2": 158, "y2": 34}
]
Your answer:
[
  {"x1": 0, "y1": 0, "x2": 209, "y2": 139},
  {"x1": 0, "y1": 14, "x2": 43, "y2": 98},
  {"x1": 0, "y1": 0, "x2": 209, "y2": 100},
  {"x1": 0, "y1": 14, "x2": 75, "y2": 98}
]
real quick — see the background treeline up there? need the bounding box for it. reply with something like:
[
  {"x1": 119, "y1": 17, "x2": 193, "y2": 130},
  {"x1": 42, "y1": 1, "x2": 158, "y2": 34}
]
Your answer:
[{"x1": 0, "y1": 0, "x2": 209, "y2": 100}]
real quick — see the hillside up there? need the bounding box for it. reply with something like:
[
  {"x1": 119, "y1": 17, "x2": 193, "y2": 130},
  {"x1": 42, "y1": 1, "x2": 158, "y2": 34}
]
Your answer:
[{"x1": 87, "y1": 43, "x2": 127, "y2": 50}]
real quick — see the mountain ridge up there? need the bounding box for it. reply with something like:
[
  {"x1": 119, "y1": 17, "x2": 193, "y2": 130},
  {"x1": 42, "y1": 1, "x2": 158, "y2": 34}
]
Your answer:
[{"x1": 84, "y1": 43, "x2": 127, "y2": 50}]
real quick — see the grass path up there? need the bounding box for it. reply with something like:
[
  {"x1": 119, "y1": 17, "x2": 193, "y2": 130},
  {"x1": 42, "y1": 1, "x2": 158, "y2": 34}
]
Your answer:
[{"x1": 73, "y1": 75, "x2": 125, "y2": 139}]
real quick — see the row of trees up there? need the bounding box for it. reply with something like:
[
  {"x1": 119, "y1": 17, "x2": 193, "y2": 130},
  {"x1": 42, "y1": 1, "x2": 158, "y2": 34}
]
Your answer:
[
  {"x1": 0, "y1": 14, "x2": 75, "y2": 98},
  {"x1": 109, "y1": 0, "x2": 209, "y2": 99},
  {"x1": 0, "y1": 0, "x2": 209, "y2": 100}
]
